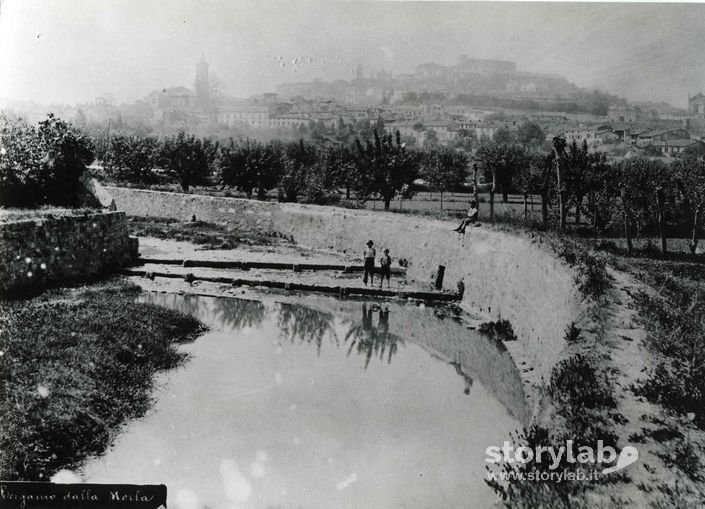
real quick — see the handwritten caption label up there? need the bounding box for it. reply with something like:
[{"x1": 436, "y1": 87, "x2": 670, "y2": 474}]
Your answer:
[{"x1": 0, "y1": 482, "x2": 166, "y2": 509}]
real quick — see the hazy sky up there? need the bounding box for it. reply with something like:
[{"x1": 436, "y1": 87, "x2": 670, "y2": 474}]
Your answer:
[{"x1": 1, "y1": 1, "x2": 704, "y2": 107}]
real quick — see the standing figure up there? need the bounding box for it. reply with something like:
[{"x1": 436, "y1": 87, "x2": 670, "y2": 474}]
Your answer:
[
  {"x1": 379, "y1": 248, "x2": 392, "y2": 289},
  {"x1": 363, "y1": 240, "x2": 376, "y2": 286}
]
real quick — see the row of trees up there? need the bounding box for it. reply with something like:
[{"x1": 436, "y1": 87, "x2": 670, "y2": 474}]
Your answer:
[
  {"x1": 2, "y1": 114, "x2": 702, "y2": 255},
  {"x1": 101, "y1": 129, "x2": 469, "y2": 210},
  {"x1": 475, "y1": 137, "x2": 705, "y2": 254},
  {"x1": 101, "y1": 125, "x2": 702, "y2": 254}
]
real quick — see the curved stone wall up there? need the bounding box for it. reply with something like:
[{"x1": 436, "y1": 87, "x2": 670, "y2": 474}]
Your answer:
[
  {"x1": 274, "y1": 203, "x2": 581, "y2": 380},
  {"x1": 108, "y1": 187, "x2": 584, "y2": 416}
]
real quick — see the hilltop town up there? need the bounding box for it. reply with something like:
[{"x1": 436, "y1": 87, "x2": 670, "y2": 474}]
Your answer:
[{"x1": 2, "y1": 54, "x2": 705, "y2": 160}]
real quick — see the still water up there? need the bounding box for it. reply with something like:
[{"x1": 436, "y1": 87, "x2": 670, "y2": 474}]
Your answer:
[{"x1": 83, "y1": 293, "x2": 524, "y2": 509}]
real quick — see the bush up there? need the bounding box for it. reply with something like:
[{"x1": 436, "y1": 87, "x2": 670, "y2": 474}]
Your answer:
[
  {"x1": 552, "y1": 239, "x2": 611, "y2": 300},
  {"x1": 575, "y1": 251, "x2": 611, "y2": 300},
  {"x1": 564, "y1": 322, "x2": 582, "y2": 343},
  {"x1": 479, "y1": 318, "x2": 517, "y2": 341},
  {"x1": 0, "y1": 114, "x2": 95, "y2": 207},
  {"x1": 632, "y1": 285, "x2": 705, "y2": 427},
  {"x1": 547, "y1": 355, "x2": 616, "y2": 410}
]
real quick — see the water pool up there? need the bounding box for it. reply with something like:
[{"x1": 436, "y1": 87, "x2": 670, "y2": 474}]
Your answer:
[{"x1": 82, "y1": 293, "x2": 525, "y2": 509}]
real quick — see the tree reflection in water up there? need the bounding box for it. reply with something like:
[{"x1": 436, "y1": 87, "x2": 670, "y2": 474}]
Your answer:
[
  {"x1": 276, "y1": 303, "x2": 338, "y2": 355},
  {"x1": 167, "y1": 295, "x2": 405, "y2": 366},
  {"x1": 344, "y1": 303, "x2": 404, "y2": 369},
  {"x1": 211, "y1": 297, "x2": 267, "y2": 331}
]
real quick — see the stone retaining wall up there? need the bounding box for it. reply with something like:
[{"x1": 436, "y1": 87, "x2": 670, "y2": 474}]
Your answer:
[
  {"x1": 0, "y1": 211, "x2": 136, "y2": 296},
  {"x1": 107, "y1": 187, "x2": 583, "y2": 390}
]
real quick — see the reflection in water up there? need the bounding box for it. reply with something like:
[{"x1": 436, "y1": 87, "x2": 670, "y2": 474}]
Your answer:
[
  {"x1": 140, "y1": 294, "x2": 525, "y2": 419},
  {"x1": 451, "y1": 358, "x2": 474, "y2": 396},
  {"x1": 430, "y1": 351, "x2": 474, "y2": 396},
  {"x1": 276, "y1": 303, "x2": 338, "y2": 355},
  {"x1": 344, "y1": 304, "x2": 404, "y2": 369},
  {"x1": 88, "y1": 293, "x2": 522, "y2": 509},
  {"x1": 212, "y1": 298, "x2": 266, "y2": 331},
  {"x1": 198, "y1": 297, "x2": 406, "y2": 367}
]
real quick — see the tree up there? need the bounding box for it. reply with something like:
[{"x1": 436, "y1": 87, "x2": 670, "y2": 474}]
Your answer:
[
  {"x1": 420, "y1": 148, "x2": 468, "y2": 210},
  {"x1": 564, "y1": 140, "x2": 590, "y2": 225},
  {"x1": 515, "y1": 152, "x2": 555, "y2": 227},
  {"x1": 584, "y1": 154, "x2": 617, "y2": 237},
  {"x1": 36, "y1": 114, "x2": 96, "y2": 206},
  {"x1": 615, "y1": 159, "x2": 661, "y2": 254},
  {"x1": 218, "y1": 138, "x2": 283, "y2": 200},
  {"x1": 475, "y1": 143, "x2": 504, "y2": 222},
  {"x1": 0, "y1": 114, "x2": 95, "y2": 207},
  {"x1": 681, "y1": 142, "x2": 705, "y2": 161},
  {"x1": 353, "y1": 129, "x2": 420, "y2": 210},
  {"x1": 673, "y1": 159, "x2": 705, "y2": 255},
  {"x1": 552, "y1": 136, "x2": 568, "y2": 231},
  {"x1": 279, "y1": 139, "x2": 317, "y2": 202},
  {"x1": 0, "y1": 114, "x2": 44, "y2": 207},
  {"x1": 160, "y1": 132, "x2": 212, "y2": 192},
  {"x1": 516, "y1": 121, "x2": 546, "y2": 149},
  {"x1": 451, "y1": 129, "x2": 476, "y2": 152},
  {"x1": 493, "y1": 127, "x2": 515, "y2": 145},
  {"x1": 476, "y1": 142, "x2": 528, "y2": 220},
  {"x1": 321, "y1": 144, "x2": 357, "y2": 200},
  {"x1": 104, "y1": 135, "x2": 160, "y2": 184},
  {"x1": 422, "y1": 129, "x2": 440, "y2": 149}
]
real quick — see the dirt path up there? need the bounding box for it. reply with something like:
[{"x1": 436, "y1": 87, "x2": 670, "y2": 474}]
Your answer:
[{"x1": 595, "y1": 268, "x2": 704, "y2": 505}]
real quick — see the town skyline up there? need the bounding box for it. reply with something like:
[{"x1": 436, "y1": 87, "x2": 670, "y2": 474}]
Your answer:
[{"x1": 1, "y1": 1, "x2": 704, "y2": 109}]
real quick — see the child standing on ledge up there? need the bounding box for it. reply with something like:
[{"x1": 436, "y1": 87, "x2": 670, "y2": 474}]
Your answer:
[{"x1": 379, "y1": 248, "x2": 392, "y2": 289}]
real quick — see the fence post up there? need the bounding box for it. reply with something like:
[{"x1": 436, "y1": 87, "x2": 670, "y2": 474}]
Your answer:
[{"x1": 434, "y1": 265, "x2": 445, "y2": 290}]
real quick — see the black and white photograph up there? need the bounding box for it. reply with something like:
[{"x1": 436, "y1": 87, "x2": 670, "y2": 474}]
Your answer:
[{"x1": 1, "y1": 1, "x2": 704, "y2": 508}]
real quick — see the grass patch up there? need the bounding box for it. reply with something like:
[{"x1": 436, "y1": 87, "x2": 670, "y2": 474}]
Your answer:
[
  {"x1": 547, "y1": 355, "x2": 616, "y2": 411},
  {"x1": 127, "y1": 215, "x2": 293, "y2": 250},
  {"x1": 0, "y1": 279, "x2": 206, "y2": 480},
  {"x1": 618, "y1": 258, "x2": 705, "y2": 428},
  {"x1": 552, "y1": 239, "x2": 612, "y2": 300},
  {"x1": 488, "y1": 354, "x2": 620, "y2": 507}
]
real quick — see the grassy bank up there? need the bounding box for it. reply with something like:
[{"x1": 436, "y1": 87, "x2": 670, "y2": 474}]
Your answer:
[
  {"x1": 0, "y1": 279, "x2": 206, "y2": 481},
  {"x1": 607, "y1": 249, "x2": 705, "y2": 490},
  {"x1": 127, "y1": 215, "x2": 294, "y2": 250},
  {"x1": 600, "y1": 248, "x2": 705, "y2": 428}
]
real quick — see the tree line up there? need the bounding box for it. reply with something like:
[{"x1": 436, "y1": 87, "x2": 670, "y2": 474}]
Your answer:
[
  {"x1": 98, "y1": 128, "x2": 469, "y2": 211},
  {"x1": 1, "y1": 114, "x2": 703, "y2": 254},
  {"x1": 475, "y1": 137, "x2": 705, "y2": 254}
]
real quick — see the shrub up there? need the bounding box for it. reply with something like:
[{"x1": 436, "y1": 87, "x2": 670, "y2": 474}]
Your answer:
[
  {"x1": 479, "y1": 318, "x2": 517, "y2": 341},
  {"x1": 659, "y1": 438, "x2": 702, "y2": 481},
  {"x1": 0, "y1": 114, "x2": 94, "y2": 207},
  {"x1": 564, "y1": 322, "x2": 582, "y2": 343},
  {"x1": 547, "y1": 355, "x2": 616, "y2": 410},
  {"x1": 574, "y1": 251, "x2": 611, "y2": 300}
]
